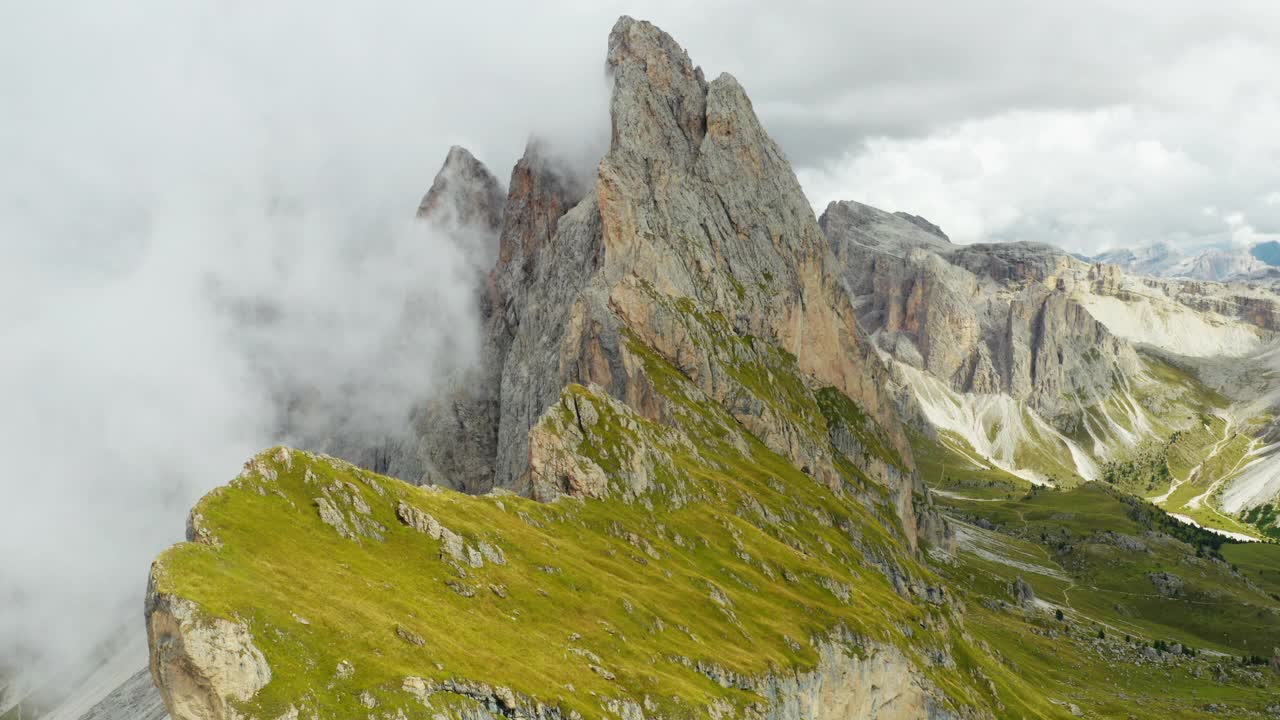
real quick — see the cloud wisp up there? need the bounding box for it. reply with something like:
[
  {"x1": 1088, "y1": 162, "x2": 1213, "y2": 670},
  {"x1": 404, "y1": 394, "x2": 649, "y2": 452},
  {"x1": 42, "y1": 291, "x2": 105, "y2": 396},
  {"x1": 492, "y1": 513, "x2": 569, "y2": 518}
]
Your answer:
[{"x1": 0, "y1": 0, "x2": 613, "y2": 690}]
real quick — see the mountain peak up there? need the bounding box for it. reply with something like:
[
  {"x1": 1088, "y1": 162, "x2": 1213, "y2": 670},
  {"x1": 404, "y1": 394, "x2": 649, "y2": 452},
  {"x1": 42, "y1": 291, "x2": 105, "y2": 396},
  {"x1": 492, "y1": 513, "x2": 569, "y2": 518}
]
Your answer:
[
  {"x1": 145, "y1": 18, "x2": 959, "y2": 719},
  {"x1": 416, "y1": 144, "x2": 505, "y2": 233},
  {"x1": 420, "y1": 18, "x2": 927, "y2": 528},
  {"x1": 820, "y1": 200, "x2": 953, "y2": 256}
]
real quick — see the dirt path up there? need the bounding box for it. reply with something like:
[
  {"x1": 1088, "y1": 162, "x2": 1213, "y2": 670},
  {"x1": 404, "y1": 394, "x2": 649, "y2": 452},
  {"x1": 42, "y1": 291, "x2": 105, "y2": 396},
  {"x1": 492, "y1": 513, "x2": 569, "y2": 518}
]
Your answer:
[
  {"x1": 1187, "y1": 436, "x2": 1256, "y2": 510},
  {"x1": 1151, "y1": 416, "x2": 1232, "y2": 506}
]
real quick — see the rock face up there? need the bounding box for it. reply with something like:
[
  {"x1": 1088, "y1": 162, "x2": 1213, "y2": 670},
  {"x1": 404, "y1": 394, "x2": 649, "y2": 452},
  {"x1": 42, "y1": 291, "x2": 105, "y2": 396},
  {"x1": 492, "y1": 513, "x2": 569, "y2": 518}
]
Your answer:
[
  {"x1": 418, "y1": 17, "x2": 929, "y2": 546},
  {"x1": 823, "y1": 199, "x2": 1280, "y2": 479},
  {"x1": 390, "y1": 640, "x2": 954, "y2": 720},
  {"x1": 823, "y1": 200, "x2": 1139, "y2": 433},
  {"x1": 420, "y1": 140, "x2": 589, "y2": 493},
  {"x1": 146, "y1": 589, "x2": 271, "y2": 720},
  {"x1": 821, "y1": 200, "x2": 1280, "y2": 489},
  {"x1": 758, "y1": 641, "x2": 954, "y2": 720}
]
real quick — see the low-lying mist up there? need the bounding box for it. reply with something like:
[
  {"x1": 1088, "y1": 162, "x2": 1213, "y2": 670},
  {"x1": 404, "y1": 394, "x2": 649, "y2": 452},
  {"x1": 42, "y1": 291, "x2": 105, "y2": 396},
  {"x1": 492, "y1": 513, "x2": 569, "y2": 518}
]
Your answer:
[{"x1": 0, "y1": 0, "x2": 610, "y2": 694}]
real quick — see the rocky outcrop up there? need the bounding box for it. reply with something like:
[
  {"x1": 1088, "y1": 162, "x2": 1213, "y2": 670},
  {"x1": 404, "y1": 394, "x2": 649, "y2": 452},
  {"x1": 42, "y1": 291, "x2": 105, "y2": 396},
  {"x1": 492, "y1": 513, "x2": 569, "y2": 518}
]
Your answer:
[
  {"x1": 395, "y1": 640, "x2": 954, "y2": 720},
  {"x1": 1149, "y1": 571, "x2": 1185, "y2": 597},
  {"x1": 146, "y1": 586, "x2": 271, "y2": 720},
  {"x1": 1009, "y1": 576, "x2": 1036, "y2": 609},
  {"x1": 756, "y1": 640, "x2": 955, "y2": 720}
]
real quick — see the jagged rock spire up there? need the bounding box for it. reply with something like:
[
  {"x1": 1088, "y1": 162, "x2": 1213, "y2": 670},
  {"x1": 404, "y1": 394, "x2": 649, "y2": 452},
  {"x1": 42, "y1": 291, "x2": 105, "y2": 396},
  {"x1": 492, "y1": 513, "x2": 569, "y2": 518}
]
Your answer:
[
  {"x1": 418, "y1": 15, "x2": 933, "y2": 548},
  {"x1": 417, "y1": 139, "x2": 584, "y2": 494},
  {"x1": 595, "y1": 17, "x2": 912, "y2": 474},
  {"x1": 416, "y1": 145, "x2": 505, "y2": 233},
  {"x1": 605, "y1": 16, "x2": 708, "y2": 168}
]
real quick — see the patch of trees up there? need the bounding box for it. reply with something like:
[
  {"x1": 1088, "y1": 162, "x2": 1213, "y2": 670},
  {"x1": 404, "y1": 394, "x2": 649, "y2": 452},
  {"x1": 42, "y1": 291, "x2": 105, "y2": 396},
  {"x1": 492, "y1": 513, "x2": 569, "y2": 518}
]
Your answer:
[
  {"x1": 1099, "y1": 441, "x2": 1171, "y2": 492},
  {"x1": 1118, "y1": 491, "x2": 1232, "y2": 558}
]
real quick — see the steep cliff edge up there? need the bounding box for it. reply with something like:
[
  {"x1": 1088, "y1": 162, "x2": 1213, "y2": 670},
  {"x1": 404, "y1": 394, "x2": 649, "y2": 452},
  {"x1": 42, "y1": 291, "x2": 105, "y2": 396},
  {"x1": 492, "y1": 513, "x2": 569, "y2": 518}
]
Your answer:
[
  {"x1": 823, "y1": 201, "x2": 1140, "y2": 430},
  {"x1": 821, "y1": 199, "x2": 1280, "y2": 542}
]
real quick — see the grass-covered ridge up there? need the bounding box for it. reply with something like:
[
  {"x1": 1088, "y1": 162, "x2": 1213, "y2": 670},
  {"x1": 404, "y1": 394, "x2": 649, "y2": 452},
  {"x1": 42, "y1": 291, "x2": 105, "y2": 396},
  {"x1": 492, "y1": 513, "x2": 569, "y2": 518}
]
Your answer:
[
  {"x1": 152, "y1": 316, "x2": 1073, "y2": 719},
  {"x1": 153, "y1": 429, "x2": 1012, "y2": 715}
]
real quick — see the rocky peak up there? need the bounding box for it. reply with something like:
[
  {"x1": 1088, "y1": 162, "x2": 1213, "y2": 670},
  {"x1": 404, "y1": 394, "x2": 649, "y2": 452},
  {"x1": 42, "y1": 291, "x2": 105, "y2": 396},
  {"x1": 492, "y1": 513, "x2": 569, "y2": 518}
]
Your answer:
[
  {"x1": 597, "y1": 18, "x2": 914, "y2": 471},
  {"x1": 600, "y1": 18, "x2": 834, "y2": 316},
  {"x1": 416, "y1": 145, "x2": 505, "y2": 234},
  {"x1": 493, "y1": 140, "x2": 584, "y2": 298},
  {"x1": 416, "y1": 16, "x2": 932, "y2": 549},
  {"x1": 605, "y1": 17, "x2": 708, "y2": 169},
  {"x1": 596, "y1": 23, "x2": 905, "y2": 443}
]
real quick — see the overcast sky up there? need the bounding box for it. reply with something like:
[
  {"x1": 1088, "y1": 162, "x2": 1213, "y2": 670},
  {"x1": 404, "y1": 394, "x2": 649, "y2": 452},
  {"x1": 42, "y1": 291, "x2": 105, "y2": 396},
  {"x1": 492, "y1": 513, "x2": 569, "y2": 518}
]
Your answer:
[{"x1": 3, "y1": 0, "x2": 1280, "y2": 690}]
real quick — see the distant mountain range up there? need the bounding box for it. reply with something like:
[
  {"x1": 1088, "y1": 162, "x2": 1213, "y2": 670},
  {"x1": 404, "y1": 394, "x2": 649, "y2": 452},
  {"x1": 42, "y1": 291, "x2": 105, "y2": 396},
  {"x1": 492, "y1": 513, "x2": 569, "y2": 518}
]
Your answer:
[{"x1": 1080, "y1": 240, "x2": 1280, "y2": 281}]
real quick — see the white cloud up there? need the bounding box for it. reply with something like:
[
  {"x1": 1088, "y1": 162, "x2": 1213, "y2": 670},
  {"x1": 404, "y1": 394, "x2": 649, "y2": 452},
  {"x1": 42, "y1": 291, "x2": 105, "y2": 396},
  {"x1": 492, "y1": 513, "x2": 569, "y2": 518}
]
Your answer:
[
  {"x1": 0, "y1": 0, "x2": 609, "y2": 686},
  {"x1": 795, "y1": 30, "x2": 1280, "y2": 253},
  {"x1": 799, "y1": 107, "x2": 1209, "y2": 250}
]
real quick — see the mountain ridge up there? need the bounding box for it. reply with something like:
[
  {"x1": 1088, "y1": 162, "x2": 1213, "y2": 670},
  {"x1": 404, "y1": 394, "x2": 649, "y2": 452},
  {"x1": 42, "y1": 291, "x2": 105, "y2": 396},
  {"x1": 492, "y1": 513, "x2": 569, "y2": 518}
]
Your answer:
[
  {"x1": 143, "y1": 17, "x2": 971, "y2": 720},
  {"x1": 129, "y1": 15, "x2": 1280, "y2": 720}
]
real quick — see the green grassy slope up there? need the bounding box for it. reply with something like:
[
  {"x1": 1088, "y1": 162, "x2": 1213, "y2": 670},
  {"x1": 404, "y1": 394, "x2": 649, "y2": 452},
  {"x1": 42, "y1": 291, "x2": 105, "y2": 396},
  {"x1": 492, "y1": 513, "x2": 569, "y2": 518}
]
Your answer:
[
  {"x1": 153, "y1": 370, "x2": 1280, "y2": 719},
  {"x1": 151, "y1": 281, "x2": 1280, "y2": 720},
  {"x1": 1222, "y1": 542, "x2": 1280, "y2": 599},
  {"x1": 910, "y1": 430, "x2": 1033, "y2": 500},
  {"x1": 155, "y1": 324, "x2": 1091, "y2": 719},
  {"x1": 939, "y1": 484, "x2": 1280, "y2": 653},
  {"x1": 915, "y1": 432, "x2": 1280, "y2": 716}
]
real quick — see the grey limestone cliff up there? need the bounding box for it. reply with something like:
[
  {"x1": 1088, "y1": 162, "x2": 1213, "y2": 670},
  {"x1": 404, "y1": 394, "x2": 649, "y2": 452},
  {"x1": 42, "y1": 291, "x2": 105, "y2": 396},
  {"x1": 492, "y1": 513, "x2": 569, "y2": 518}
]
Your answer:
[{"x1": 822, "y1": 200, "x2": 1138, "y2": 433}]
